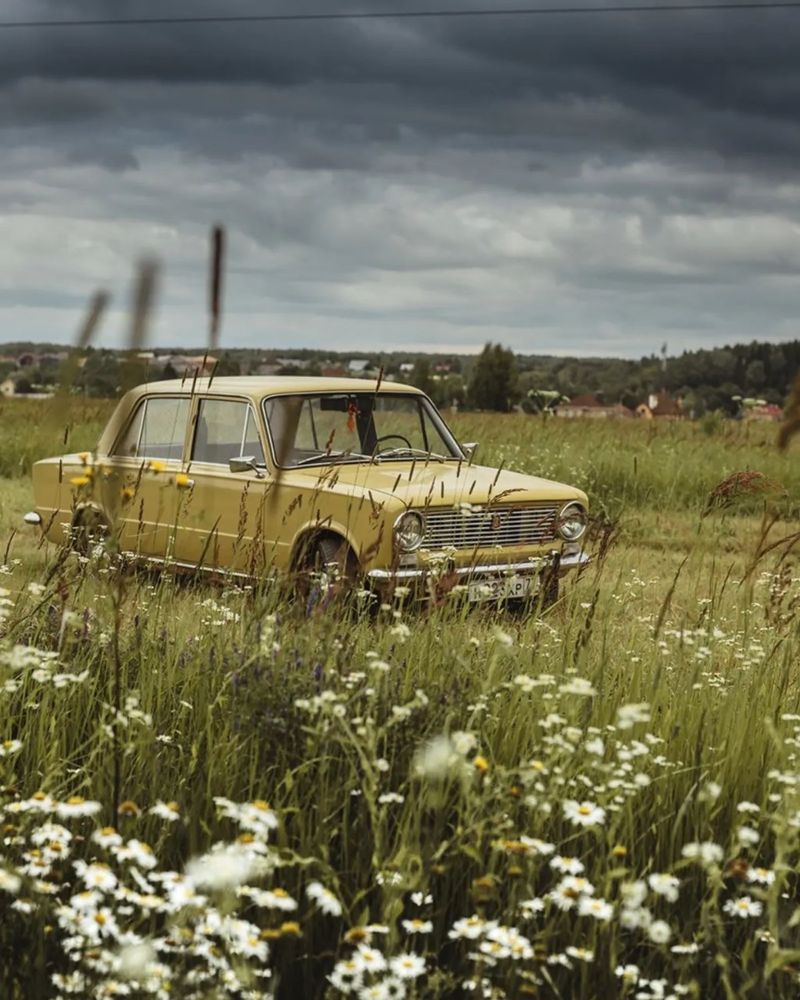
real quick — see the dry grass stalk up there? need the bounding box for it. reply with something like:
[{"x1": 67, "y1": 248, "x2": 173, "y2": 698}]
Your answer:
[{"x1": 702, "y1": 470, "x2": 785, "y2": 516}]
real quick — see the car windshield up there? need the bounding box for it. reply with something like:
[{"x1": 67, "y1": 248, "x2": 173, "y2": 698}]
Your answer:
[{"x1": 263, "y1": 392, "x2": 463, "y2": 468}]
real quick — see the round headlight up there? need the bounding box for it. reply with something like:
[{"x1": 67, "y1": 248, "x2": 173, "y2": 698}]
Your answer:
[
  {"x1": 557, "y1": 502, "x2": 587, "y2": 542},
  {"x1": 394, "y1": 510, "x2": 425, "y2": 552}
]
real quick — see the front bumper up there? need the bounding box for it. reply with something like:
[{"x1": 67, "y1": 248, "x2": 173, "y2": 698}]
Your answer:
[{"x1": 366, "y1": 548, "x2": 589, "y2": 583}]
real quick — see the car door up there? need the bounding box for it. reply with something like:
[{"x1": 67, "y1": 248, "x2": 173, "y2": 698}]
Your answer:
[
  {"x1": 102, "y1": 394, "x2": 190, "y2": 560},
  {"x1": 173, "y1": 396, "x2": 272, "y2": 575}
]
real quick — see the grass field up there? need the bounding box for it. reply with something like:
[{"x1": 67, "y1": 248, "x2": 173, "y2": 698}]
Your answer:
[{"x1": 1, "y1": 398, "x2": 800, "y2": 999}]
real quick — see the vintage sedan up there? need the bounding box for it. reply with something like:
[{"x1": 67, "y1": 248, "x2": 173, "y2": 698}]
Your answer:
[{"x1": 25, "y1": 377, "x2": 589, "y2": 605}]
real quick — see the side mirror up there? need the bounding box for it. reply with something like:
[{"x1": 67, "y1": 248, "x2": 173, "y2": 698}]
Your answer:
[
  {"x1": 229, "y1": 455, "x2": 265, "y2": 477},
  {"x1": 462, "y1": 442, "x2": 477, "y2": 460}
]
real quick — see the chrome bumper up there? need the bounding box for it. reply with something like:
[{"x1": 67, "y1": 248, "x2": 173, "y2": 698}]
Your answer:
[
  {"x1": 23, "y1": 511, "x2": 42, "y2": 526},
  {"x1": 366, "y1": 549, "x2": 589, "y2": 583}
]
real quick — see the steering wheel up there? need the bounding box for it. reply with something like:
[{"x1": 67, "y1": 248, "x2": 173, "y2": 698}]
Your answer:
[{"x1": 373, "y1": 434, "x2": 413, "y2": 454}]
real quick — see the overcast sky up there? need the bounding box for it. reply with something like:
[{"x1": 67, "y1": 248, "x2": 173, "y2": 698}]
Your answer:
[{"x1": 1, "y1": 1, "x2": 800, "y2": 357}]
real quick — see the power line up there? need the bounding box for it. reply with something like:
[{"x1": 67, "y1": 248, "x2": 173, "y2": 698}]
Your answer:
[{"x1": 0, "y1": 2, "x2": 798, "y2": 30}]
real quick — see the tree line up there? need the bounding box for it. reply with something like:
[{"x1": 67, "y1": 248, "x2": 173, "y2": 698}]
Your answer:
[{"x1": 2, "y1": 338, "x2": 798, "y2": 415}]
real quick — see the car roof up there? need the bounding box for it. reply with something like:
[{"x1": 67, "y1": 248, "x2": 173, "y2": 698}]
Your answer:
[
  {"x1": 129, "y1": 375, "x2": 422, "y2": 399},
  {"x1": 97, "y1": 376, "x2": 424, "y2": 455}
]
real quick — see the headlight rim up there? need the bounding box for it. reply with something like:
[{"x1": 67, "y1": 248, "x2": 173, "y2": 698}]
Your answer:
[
  {"x1": 557, "y1": 501, "x2": 587, "y2": 542},
  {"x1": 393, "y1": 510, "x2": 426, "y2": 552}
]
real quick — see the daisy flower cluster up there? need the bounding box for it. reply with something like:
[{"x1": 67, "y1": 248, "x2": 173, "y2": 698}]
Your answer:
[{"x1": 2, "y1": 548, "x2": 800, "y2": 997}]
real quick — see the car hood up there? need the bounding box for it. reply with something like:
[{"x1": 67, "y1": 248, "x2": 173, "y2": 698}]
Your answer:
[{"x1": 287, "y1": 461, "x2": 587, "y2": 510}]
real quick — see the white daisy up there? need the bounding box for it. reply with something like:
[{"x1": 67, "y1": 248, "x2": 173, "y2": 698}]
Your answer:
[
  {"x1": 746, "y1": 867, "x2": 775, "y2": 886},
  {"x1": 563, "y1": 799, "x2": 606, "y2": 827},
  {"x1": 723, "y1": 896, "x2": 763, "y2": 919},
  {"x1": 578, "y1": 897, "x2": 613, "y2": 922},
  {"x1": 389, "y1": 952, "x2": 426, "y2": 979},
  {"x1": 306, "y1": 880, "x2": 343, "y2": 917},
  {"x1": 647, "y1": 873, "x2": 680, "y2": 902}
]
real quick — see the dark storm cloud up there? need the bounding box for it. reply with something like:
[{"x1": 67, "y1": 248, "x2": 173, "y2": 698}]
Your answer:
[
  {"x1": 1, "y1": 0, "x2": 800, "y2": 354},
  {"x1": 3, "y1": 2, "x2": 799, "y2": 158}
]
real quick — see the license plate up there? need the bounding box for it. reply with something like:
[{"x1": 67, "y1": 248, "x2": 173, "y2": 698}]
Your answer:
[{"x1": 467, "y1": 575, "x2": 533, "y2": 603}]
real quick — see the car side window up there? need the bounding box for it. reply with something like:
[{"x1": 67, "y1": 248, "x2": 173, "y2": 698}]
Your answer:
[
  {"x1": 114, "y1": 401, "x2": 145, "y2": 458},
  {"x1": 113, "y1": 397, "x2": 189, "y2": 461},
  {"x1": 192, "y1": 399, "x2": 265, "y2": 465}
]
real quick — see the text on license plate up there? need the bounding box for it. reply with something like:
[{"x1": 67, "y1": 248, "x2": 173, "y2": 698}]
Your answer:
[{"x1": 467, "y1": 575, "x2": 534, "y2": 603}]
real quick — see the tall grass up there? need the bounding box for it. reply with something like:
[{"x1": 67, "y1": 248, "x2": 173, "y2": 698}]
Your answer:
[
  {"x1": 0, "y1": 398, "x2": 113, "y2": 478},
  {"x1": 0, "y1": 407, "x2": 799, "y2": 997},
  {"x1": 3, "y1": 397, "x2": 796, "y2": 517},
  {"x1": 455, "y1": 412, "x2": 799, "y2": 517}
]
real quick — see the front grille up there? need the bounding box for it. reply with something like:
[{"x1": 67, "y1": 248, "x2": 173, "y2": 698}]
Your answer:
[{"x1": 420, "y1": 504, "x2": 559, "y2": 550}]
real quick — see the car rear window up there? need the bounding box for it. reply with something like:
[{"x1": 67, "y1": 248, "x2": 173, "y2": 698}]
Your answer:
[{"x1": 113, "y1": 397, "x2": 189, "y2": 462}]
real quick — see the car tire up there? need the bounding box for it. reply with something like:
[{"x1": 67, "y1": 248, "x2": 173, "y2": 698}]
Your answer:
[
  {"x1": 70, "y1": 508, "x2": 109, "y2": 557},
  {"x1": 296, "y1": 534, "x2": 359, "y2": 611}
]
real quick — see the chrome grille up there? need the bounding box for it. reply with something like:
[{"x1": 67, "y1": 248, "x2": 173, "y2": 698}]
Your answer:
[{"x1": 421, "y1": 504, "x2": 558, "y2": 550}]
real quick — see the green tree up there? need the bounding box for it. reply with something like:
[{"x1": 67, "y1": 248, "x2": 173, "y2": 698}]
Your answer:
[
  {"x1": 410, "y1": 357, "x2": 434, "y2": 397},
  {"x1": 215, "y1": 352, "x2": 241, "y2": 377},
  {"x1": 468, "y1": 343, "x2": 518, "y2": 412},
  {"x1": 745, "y1": 359, "x2": 766, "y2": 391},
  {"x1": 74, "y1": 350, "x2": 121, "y2": 398}
]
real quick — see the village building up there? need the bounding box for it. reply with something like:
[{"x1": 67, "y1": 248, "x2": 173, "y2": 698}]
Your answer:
[
  {"x1": 745, "y1": 403, "x2": 782, "y2": 422},
  {"x1": 635, "y1": 391, "x2": 683, "y2": 419},
  {"x1": 556, "y1": 394, "x2": 633, "y2": 418},
  {"x1": 147, "y1": 354, "x2": 217, "y2": 378}
]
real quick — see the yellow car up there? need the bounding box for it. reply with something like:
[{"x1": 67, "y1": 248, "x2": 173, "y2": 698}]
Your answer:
[{"x1": 25, "y1": 377, "x2": 589, "y2": 605}]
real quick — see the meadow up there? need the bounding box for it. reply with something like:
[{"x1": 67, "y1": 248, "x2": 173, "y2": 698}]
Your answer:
[{"x1": 1, "y1": 397, "x2": 799, "y2": 999}]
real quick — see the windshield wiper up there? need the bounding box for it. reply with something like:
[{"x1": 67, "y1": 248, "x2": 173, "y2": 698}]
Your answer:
[
  {"x1": 293, "y1": 451, "x2": 371, "y2": 467},
  {"x1": 375, "y1": 447, "x2": 448, "y2": 462}
]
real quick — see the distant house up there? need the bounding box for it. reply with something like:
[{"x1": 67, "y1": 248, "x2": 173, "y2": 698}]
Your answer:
[
  {"x1": 38, "y1": 352, "x2": 67, "y2": 369},
  {"x1": 11, "y1": 350, "x2": 67, "y2": 369},
  {"x1": 636, "y1": 391, "x2": 683, "y2": 419},
  {"x1": 321, "y1": 365, "x2": 349, "y2": 378},
  {"x1": 556, "y1": 394, "x2": 633, "y2": 419},
  {"x1": 746, "y1": 403, "x2": 782, "y2": 422},
  {"x1": 255, "y1": 362, "x2": 281, "y2": 376},
  {"x1": 348, "y1": 359, "x2": 372, "y2": 375},
  {"x1": 153, "y1": 354, "x2": 217, "y2": 378},
  {"x1": 0, "y1": 372, "x2": 53, "y2": 399}
]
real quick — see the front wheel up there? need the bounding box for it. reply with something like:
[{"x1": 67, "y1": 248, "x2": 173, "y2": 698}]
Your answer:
[
  {"x1": 69, "y1": 508, "x2": 109, "y2": 557},
  {"x1": 296, "y1": 535, "x2": 359, "y2": 612}
]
